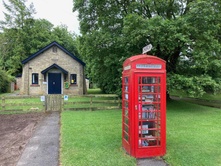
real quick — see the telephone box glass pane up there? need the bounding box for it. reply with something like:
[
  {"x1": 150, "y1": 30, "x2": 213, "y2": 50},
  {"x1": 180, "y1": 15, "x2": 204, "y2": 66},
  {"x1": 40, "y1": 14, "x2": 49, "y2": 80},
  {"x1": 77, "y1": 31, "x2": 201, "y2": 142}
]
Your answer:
[
  {"x1": 123, "y1": 76, "x2": 130, "y2": 143},
  {"x1": 138, "y1": 76, "x2": 161, "y2": 147}
]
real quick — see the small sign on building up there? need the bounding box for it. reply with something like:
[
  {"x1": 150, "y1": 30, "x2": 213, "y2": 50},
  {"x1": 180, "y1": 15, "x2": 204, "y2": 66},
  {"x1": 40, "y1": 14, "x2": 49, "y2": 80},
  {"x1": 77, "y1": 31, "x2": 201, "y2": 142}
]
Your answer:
[{"x1": 64, "y1": 95, "x2": 68, "y2": 101}]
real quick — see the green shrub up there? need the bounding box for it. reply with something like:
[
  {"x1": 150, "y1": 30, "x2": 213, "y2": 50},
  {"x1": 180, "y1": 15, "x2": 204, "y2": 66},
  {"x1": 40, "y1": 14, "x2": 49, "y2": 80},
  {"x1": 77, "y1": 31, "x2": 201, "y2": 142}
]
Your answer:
[{"x1": 0, "y1": 69, "x2": 12, "y2": 93}]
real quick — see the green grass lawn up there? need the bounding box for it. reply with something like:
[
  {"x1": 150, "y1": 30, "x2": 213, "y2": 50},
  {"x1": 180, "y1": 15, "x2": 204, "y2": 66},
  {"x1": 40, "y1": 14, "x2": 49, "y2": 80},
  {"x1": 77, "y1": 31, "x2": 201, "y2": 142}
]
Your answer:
[
  {"x1": 171, "y1": 90, "x2": 221, "y2": 101},
  {"x1": 87, "y1": 88, "x2": 103, "y2": 94},
  {"x1": 60, "y1": 100, "x2": 221, "y2": 166},
  {"x1": 0, "y1": 96, "x2": 44, "y2": 113},
  {"x1": 60, "y1": 110, "x2": 136, "y2": 166},
  {"x1": 165, "y1": 99, "x2": 221, "y2": 166}
]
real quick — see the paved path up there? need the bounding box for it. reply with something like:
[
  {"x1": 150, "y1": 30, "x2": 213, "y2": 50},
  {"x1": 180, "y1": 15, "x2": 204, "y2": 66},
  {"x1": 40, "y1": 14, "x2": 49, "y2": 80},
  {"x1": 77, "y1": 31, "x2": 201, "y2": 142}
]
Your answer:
[
  {"x1": 17, "y1": 112, "x2": 60, "y2": 166},
  {"x1": 137, "y1": 158, "x2": 168, "y2": 166}
]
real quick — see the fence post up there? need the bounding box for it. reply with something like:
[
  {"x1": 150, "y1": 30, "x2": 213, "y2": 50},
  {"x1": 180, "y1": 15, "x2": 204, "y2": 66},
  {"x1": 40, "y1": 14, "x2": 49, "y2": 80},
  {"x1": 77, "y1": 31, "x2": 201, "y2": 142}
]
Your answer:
[
  {"x1": 44, "y1": 100, "x2": 46, "y2": 112},
  {"x1": 61, "y1": 95, "x2": 64, "y2": 112},
  {"x1": 118, "y1": 97, "x2": 121, "y2": 108},
  {"x1": 43, "y1": 95, "x2": 46, "y2": 112},
  {"x1": 90, "y1": 96, "x2": 93, "y2": 111},
  {"x1": 2, "y1": 97, "x2": 5, "y2": 111}
]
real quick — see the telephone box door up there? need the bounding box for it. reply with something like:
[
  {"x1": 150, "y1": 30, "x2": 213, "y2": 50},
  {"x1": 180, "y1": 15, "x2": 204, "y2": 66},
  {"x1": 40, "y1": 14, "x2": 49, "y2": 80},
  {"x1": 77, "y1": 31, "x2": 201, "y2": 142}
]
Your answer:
[{"x1": 134, "y1": 73, "x2": 166, "y2": 157}]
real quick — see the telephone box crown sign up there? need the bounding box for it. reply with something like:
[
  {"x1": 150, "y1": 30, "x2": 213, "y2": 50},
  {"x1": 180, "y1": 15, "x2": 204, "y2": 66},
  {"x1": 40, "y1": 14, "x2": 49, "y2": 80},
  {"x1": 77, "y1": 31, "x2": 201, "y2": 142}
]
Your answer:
[{"x1": 123, "y1": 54, "x2": 166, "y2": 72}]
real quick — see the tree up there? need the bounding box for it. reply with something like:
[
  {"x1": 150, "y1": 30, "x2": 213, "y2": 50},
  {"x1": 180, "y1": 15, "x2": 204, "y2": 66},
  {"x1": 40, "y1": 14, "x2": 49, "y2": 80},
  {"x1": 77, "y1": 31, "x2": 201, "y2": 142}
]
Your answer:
[
  {"x1": 0, "y1": 0, "x2": 36, "y2": 75},
  {"x1": 0, "y1": 33, "x2": 9, "y2": 70},
  {"x1": 0, "y1": 68, "x2": 12, "y2": 93},
  {"x1": 74, "y1": 0, "x2": 127, "y2": 94},
  {"x1": 52, "y1": 25, "x2": 80, "y2": 57},
  {"x1": 74, "y1": 0, "x2": 221, "y2": 97},
  {"x1": 26, "y1": 18, "x2": 54, "y2": 53}
]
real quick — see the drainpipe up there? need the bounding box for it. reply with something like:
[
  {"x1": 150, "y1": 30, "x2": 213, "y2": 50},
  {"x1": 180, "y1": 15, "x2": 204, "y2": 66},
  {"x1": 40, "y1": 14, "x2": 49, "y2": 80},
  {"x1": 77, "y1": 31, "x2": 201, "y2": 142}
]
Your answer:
[{"x1": 28, "y1": 63, "x2": 30, "y2": 95}]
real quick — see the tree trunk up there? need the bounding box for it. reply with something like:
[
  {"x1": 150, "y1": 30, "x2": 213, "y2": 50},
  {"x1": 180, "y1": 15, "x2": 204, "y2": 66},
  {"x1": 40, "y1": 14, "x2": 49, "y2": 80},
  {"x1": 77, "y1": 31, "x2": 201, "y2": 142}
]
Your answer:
[{"x1": 166, "y1": 90, "x2": 171, "y2": 101}]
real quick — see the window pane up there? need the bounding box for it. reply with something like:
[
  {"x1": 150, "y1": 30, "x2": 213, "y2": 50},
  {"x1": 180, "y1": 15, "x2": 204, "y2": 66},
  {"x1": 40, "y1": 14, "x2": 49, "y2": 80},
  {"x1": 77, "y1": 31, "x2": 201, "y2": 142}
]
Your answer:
[
  {"x1": 32, "y1": 73, "x2": 38, "y2": 84},
  {"x1": 70, "y1": 74, "x2": 77, "y2": 84}
]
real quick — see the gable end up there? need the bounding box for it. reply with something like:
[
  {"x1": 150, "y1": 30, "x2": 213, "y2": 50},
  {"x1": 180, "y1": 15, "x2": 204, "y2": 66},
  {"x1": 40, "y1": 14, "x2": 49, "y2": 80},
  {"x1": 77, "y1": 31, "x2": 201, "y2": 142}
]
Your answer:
[
  {"x1": 41, "y1": 63, "x2": 68, "y2": 74},
  {"x1": 22, "y1": 41, "x2": 85, "y2": 66}
]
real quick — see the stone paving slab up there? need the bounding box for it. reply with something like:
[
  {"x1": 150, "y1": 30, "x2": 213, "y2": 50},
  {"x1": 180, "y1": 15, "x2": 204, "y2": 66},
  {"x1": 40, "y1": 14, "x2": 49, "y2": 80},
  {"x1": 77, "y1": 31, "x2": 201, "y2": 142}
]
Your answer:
[
  {"x1": 17, "y1": 112, "x2": 60, "y2": 166},
  {"x1": 137, "y1": 158, "x2": 168, "y2": 166}
]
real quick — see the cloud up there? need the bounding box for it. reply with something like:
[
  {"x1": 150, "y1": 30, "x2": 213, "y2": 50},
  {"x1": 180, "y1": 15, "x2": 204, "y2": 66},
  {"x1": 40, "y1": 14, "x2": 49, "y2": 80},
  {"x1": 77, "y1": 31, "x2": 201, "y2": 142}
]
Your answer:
[{"x1": 0, "y1": 0, "x2": 80, "y2": 34}]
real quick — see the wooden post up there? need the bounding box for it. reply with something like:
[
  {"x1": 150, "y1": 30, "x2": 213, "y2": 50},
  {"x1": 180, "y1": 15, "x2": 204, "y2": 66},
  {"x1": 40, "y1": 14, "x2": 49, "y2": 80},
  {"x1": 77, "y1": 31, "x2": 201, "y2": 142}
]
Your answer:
[
  {"x1": 42, "y1": 99, "x2": 46, "y2": 112},
  {"x1": 90, "y1": 96, "x2": 93, "y2": 111},
  {"x1": 2, "y1": 97, "x2": 5, "y2": 111},
  {"x1": 118, "y1": 97, "x2": 121, "y2": 108},
  {"x1": 45, "y1": 95, "x2": 48, "y2": 112},
  {"x1": 61, "y1": 95, "x2": 64, "y2": 112}
]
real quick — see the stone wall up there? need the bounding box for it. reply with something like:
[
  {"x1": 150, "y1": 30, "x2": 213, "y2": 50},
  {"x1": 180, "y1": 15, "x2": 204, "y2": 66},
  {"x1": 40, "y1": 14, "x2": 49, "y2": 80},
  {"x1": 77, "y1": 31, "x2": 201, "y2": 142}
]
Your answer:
[{"x1": 15, "y1": 77, "x2": 22, "y2": 90}]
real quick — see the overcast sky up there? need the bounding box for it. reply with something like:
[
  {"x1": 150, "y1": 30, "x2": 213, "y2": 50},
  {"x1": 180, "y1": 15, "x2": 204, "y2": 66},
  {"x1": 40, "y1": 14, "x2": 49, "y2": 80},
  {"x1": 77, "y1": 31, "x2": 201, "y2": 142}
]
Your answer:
[{"x1": 0, "y1": 0, "x2": 80, "y2": 34}]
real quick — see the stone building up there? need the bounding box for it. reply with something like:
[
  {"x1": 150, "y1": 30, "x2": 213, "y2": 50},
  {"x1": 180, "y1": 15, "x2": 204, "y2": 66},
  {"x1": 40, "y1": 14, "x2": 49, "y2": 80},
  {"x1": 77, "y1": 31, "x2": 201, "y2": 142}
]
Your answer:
[{"x1": 20, "y1": 41, "x2": 86, "y2": 95}]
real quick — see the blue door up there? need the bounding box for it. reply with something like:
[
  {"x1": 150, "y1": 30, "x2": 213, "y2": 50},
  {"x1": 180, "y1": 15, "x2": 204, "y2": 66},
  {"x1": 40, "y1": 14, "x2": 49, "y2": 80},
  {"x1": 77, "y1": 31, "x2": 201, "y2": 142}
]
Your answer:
[{"x1": 48, "y1": 73, "x2": 62, "y2": 94}]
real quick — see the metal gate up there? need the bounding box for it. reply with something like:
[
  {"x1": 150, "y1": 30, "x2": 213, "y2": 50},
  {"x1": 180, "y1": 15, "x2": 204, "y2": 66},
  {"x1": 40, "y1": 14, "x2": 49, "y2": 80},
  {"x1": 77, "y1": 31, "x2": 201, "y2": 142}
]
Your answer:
[{"x1": 45, "y1": 95, "x2": 63, "y2": 111}]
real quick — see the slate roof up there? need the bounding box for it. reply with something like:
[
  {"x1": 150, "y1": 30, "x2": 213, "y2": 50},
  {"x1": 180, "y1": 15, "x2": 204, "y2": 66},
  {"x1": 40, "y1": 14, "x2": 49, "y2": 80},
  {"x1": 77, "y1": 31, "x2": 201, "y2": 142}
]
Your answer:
[{"x1": 21, "y1": 41, "x2": 85, "y2": 66}]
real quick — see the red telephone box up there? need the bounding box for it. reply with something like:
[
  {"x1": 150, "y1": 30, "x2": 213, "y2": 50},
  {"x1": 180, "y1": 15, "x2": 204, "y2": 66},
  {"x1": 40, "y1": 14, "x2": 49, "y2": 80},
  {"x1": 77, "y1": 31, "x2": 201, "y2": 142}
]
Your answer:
[{"x1": 122, "y1": 54, "x2": 166, "y2": 158}]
